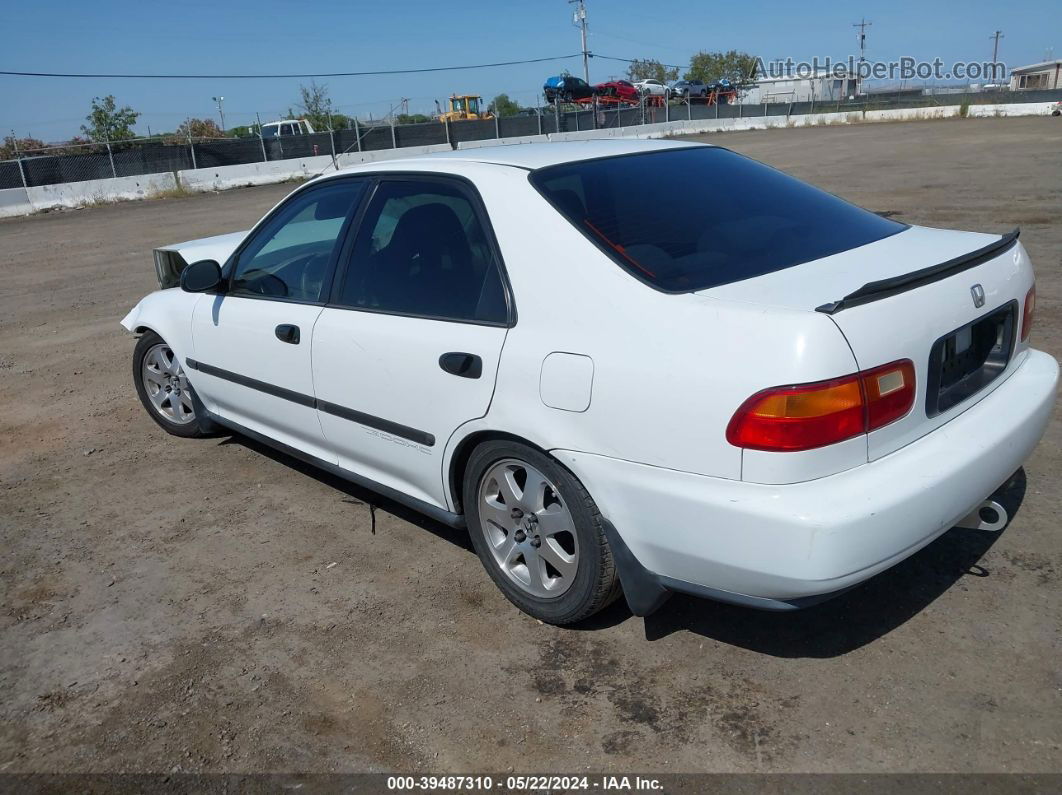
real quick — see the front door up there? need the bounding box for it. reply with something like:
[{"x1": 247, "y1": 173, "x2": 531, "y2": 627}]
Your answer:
[
  {"x1": 312, "y1": 176, "x2": 513, "y2": 509},
  {"x1": 190, "y1": 178, "x2": 368, "y2": 462}
]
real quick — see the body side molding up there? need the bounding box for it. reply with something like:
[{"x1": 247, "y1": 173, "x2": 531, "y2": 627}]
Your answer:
[{"x1": 185, "y1": 358, "x2": 435, "y2": 446}]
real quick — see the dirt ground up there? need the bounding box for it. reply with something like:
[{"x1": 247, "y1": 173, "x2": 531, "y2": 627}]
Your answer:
[{"x1": 1, "y1": 116, "x2": 1059, "y2": 775}]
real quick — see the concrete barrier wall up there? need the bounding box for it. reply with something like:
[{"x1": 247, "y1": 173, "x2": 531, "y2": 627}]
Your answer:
[
  {"x1": 2, "y1": 102, "x2": 1051, "y2": 219},
  {"x1": 967, "y1": 101, "x2": 1056, "y2": 117},
  {"x1": 177, "y1": 156, "x2": 334, "y2": 192},
  {"x1": 456, "y1": 134, "x2": 549, "y2": 149},
  {"x1": 26, "y1": 172, "x2": 178, "y2": 212},
  {"x1": 334, "y1": 144, "x2": 453, "y2": 169},
  {"x1": 0, "y1": 187, "x2": 34, "y2": 219}
]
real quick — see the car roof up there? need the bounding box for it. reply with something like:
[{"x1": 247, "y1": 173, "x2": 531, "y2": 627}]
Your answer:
[{"x1": 389, "y1": 138, "x2": 708, "y2": 171}]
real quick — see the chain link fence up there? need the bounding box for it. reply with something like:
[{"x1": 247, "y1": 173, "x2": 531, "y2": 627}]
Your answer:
[{"x1": 3, "y1": 88, "x2": 1060, "y2": 191}]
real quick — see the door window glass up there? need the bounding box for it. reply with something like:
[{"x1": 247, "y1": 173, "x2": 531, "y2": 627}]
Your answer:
[
  {"x1": 231, "y1": 181, "x2": 365, "y2": 302},
  {"x1": 336, "y1": 180, "x2": 508, "y2": 323}
]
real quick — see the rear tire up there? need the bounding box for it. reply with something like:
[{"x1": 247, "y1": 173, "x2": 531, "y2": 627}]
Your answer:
[
  {"x1": 132, "y1": 331, "x2": 214, "y2": 438},
  {"x1": 463, "y1": 441, "x2": 621, "y2": 625}
]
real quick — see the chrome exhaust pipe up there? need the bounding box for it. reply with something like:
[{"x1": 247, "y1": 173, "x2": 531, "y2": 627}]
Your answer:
[{"x1": 955, "y1": 499, "x2": 1009, "y2": 532}]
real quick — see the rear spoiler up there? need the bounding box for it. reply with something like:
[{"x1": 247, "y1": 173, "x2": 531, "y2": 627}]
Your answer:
[{"x1": 816, "y1": 228, "x2": 1020, "y2": 315}]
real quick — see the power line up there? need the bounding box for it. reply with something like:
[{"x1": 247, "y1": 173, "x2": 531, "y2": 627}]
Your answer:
[
  {"x1": 0, "y1": 54, "x2": 582, "y2": 80},
  {"x1": 592, "y1": 54, "x2": 688, "y2": 71}
]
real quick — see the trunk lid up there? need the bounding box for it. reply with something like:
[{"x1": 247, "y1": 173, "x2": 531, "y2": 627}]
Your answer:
[{"x1": 703, "y1": 225, "x2": 1034, "y2": 460}]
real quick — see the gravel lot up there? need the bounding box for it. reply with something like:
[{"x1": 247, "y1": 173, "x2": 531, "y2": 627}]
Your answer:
[{"x1": 1, "y1": 116, "x2": 1059, "y2": 775}]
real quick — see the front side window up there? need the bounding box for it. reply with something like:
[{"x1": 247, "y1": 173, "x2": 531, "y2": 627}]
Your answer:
[
  {"x1": 335, "y1": 179, "x2": 508, "y2": 324},
  {"x1": 231, "y1": 181, "x2": 366, "y2": 302},
  {"x1": 531, "y1": 146, "x2": 906, "y2": 292}
]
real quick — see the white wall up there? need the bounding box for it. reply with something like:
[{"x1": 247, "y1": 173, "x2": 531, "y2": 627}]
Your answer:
[
  {"x1": 0, "y1": 187, "x2": 34, "y2": 219},
  {"x1": 26, "y1": 172, "x2": 178, "y2": 212},
  {"x1": 967, "y1": 101, "x2": 1057, "y2": 117}
]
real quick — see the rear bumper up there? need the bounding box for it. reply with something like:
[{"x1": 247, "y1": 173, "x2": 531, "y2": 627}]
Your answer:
[{"x1": 557, "y1": 349, "x2": 1058, "y2": 611}]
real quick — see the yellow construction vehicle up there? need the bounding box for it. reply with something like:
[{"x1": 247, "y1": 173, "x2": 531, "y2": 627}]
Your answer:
[{"x1": 437, "y1": 94, "x2": 494, "y2": 122}]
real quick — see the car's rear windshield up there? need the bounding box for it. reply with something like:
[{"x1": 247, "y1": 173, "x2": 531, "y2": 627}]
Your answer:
[{"x1": 529, "y1": 146, "x2": 906, "y2": 292}]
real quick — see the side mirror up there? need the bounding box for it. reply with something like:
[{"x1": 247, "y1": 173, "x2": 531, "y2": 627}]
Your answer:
[{"x1": 180, "y1": 259, "x2": 223, "y2": 293}]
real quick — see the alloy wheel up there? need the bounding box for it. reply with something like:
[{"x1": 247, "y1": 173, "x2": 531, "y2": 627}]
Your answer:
[
  {"x1": 477, "y1": 459, "x2": 580, "y2": 598},
  {"x1": 141, "y1": 343, "x2": 195, "y2": 425}
]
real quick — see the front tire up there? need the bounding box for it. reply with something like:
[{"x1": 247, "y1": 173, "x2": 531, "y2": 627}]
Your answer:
[
  {"x1": 132, "y1": 331, "x2": 212, "y2": 438},
  {"x1": 463, "y1": 441, "x2": 620, "y2": 625}
]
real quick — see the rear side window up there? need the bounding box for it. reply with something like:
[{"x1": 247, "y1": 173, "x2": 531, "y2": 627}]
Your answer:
[
  {"x1": 530, "y1": 147, "x2": 906, "y2": 292},
  {"x1": 335, "y1": 179, "x2": 509, "y2": 324}
]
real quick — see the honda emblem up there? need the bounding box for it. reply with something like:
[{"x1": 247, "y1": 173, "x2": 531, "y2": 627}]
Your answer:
[{"x1": 971, "y1": 284, "x2": 985, "y2": 308}]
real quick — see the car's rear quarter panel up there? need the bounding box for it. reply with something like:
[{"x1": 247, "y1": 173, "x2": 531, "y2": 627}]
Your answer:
[{"x1": 458, "y1": 169, "x2": 863, "y2": 483}]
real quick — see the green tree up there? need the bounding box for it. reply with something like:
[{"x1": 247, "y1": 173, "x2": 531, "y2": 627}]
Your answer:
[
  {"x1": 81, "y1": 95, "x2": 140, "y2": 142},
  {"x1": 685, "y1": 50, "x2": 758, "y2": 84},
  {"x1": 488, "y1": 93, "x2": 522, "y2": 117},
  {"x1": 295, "y1": 79, "x2": 335, "y2": 130},
  {"x1": 176, "y1": 118, "x2": 224, "y2": 139},
  {"x1": 626, "y1": 58, "x2": 679, "y2": 84},
  {"x1": 396, "y1": 113, "x2": 432, "y2": 124}
]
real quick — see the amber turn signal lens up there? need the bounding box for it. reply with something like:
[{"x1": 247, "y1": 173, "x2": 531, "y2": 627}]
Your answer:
[{"x1": 1021, "y1": 285, "x2": 1035, "y2": 342}]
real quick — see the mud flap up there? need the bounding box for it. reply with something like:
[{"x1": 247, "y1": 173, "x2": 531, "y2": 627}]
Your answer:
[{"x1": 601, "y1": 519, "x2": 672, "y2": 616}]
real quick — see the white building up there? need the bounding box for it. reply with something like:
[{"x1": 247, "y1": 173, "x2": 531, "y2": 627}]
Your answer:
[
  {"x1": 739, "y1": 71, "x2": 861, "y2": 105},
  {"x1": 1009, "y1": 60, "x2": 1062, "y2": 91}
]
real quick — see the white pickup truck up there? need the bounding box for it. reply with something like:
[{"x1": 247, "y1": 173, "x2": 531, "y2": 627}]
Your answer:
[{"x1": 260, "y1": 119, "x2": 316, "y2": 138}]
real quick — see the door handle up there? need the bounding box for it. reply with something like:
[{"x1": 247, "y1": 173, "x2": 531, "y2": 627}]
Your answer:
[
  {"x1": 439, "y1": 352, "x2": 482, "y2": 379},
  {"x1": 275, "y1": 324, "x2": 300, "y2": 344}
]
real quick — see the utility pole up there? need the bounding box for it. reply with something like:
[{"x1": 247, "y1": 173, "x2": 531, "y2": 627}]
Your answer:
[
  {"x1": 569, "y1": 0, "x2": 590, "y2": 84},
  {"x1": 852, "y1": 18, "x2": 871, "y2": 63},
  {"x1": 212, "y1": 96, "x2": 226, "y2": 135},
  {"x1": 990, "y1": 30, "x2": 1004, "y2": 64}
]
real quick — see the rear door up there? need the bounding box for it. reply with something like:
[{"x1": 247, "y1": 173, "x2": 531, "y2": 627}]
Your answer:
[
  {"x1": 312, "y1": 175, "x2": 513, "y2": 509},
  {"x1": 190, "y1": 178, "x2": 368, "y2": 461}
]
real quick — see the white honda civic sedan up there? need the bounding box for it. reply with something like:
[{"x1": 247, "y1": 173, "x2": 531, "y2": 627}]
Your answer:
[{"x1": 122, "y1": 139, "x2": 1057, "y2": 625}]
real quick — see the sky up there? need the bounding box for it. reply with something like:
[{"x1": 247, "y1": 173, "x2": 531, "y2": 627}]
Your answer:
[{"x1": 2, "y1": 0, "x2": 1059, "y2": 142}]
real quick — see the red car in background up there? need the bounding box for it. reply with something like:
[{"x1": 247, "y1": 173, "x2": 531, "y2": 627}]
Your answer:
[{"x1": 594, "y1": 80, "x2": 640, "y2": 104}]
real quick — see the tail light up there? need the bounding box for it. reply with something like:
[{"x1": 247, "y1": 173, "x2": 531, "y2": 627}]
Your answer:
[
  {"x1": 727, "y1": 360, "x2": 916, "y2": 452},
  {"x1": 1021, "y1": 285, "x2": 1036, "y2": 342}
]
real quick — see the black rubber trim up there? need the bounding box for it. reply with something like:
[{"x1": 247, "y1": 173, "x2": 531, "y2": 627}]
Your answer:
[
  {"x1": 185, "y1": 358, "x2": 434, "y2": 447},
  {"x1": 601, "y1": 519, "x2": 672, "y2": 616},
  {"x1": 658, "y1": 575, "x2": 854, "y2": 612},
  {"x1": 201, "y1": 409, "x2": 463, "y2": 529},
  {"x1": 318, "y1": 400, "x2": 435, "y2": 447},
  {"x1": 186, "y1": 358, "x2": 315, "y2": 408},
  {"x1": 816, "y1": 228, "x2": 1021, "y2": 314}
]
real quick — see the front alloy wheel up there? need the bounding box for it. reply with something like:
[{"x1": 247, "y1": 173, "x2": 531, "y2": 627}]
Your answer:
[
  {"x1": 132, "y1": 330, "x2": 212, "y2": 438},
  {"x1": 141, "y1": 343, "x2": 195, "y2": 425}
]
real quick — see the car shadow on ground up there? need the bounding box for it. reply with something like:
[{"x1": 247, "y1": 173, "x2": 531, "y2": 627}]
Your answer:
[
  {"x1": 216, "y1": 433, "x2": 475, "y2": 553},
  {"x1": 632, "y1": 469, "x2": 1027, "y2": 657},
  {"x1": 217, "y1": 430, "x2": 1025, "y2": 658}
]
